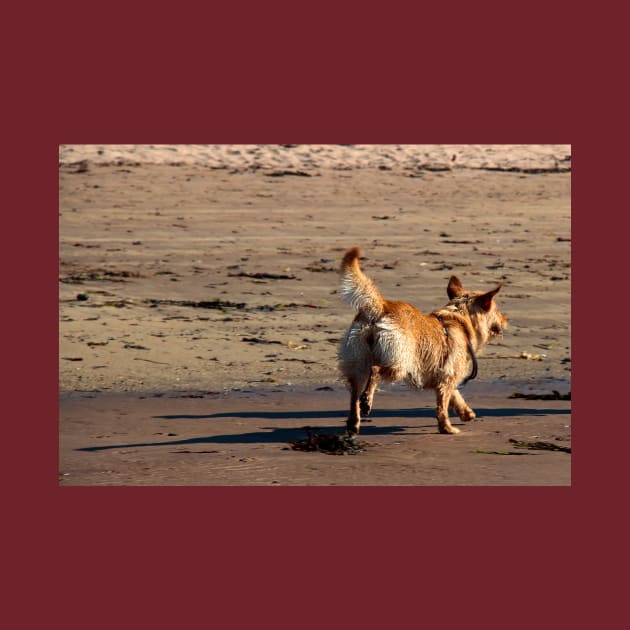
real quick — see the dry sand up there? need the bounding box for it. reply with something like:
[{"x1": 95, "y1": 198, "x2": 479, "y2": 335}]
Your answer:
[{"x1": 59, "y1": 144, "x2": 571, "y2": 485}]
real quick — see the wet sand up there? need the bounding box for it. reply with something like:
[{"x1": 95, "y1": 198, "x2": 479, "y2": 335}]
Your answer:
[
  {"x1": 59, "y1": 145, "x2": 571, "y2": 485},
  {"x1": 60, "y1": 382, "x2": 570, "y2": 486}
]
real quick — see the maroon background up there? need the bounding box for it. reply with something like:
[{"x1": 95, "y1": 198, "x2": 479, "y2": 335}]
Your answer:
[{"x1": 6, "y1": 1, "x2": 618, "y2": 628}]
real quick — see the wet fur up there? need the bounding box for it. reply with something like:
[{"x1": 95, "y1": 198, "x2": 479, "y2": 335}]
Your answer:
[{"x1": 338, "y1": 247, "x2": 508, "y2": 435}]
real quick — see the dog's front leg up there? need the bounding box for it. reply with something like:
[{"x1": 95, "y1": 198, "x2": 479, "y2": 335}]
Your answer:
[
  {"x1": 436, "y1": 384, "x2": 461, "y2": 434},
  {"x1": 450, "y1": 389, "x2": 477, "y2": 422}
]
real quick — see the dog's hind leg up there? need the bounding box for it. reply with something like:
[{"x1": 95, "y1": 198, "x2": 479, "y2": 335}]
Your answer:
[
  {"x1": 359, "y1": 365, "x2": 380, "y2": 417},
  {"x1": 347, "y1": 368, "x2": 371, "y2": 436},
  {"x1": 450, "y1": 389, "x2": 476, "y2": 422}
]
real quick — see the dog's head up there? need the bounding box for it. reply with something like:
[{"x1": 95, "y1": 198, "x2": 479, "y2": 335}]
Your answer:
[{"x1": 446, "y1": 275, "x2": 508, "y2": 341}]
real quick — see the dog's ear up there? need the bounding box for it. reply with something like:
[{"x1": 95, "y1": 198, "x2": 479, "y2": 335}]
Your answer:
[
  {"x1": 476, "y1": 284, "x2": 503, "y2": 311},
  {"x1": 447, "y1": 276, "x2": 464, "y2": 299}
]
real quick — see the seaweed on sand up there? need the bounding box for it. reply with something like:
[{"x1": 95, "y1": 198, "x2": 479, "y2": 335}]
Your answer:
[
  {"x1": 508, "y1": 439, "x2": 571, "y2": 454},
  {"x1": 290, "y1": 427, "x2": 369, "y2": 455},
  {"x1": 509, "y1": 391, "x2": 571, "y2": 400}
]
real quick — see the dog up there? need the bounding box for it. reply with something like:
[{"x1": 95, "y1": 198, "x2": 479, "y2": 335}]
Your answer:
[{"x1": 338, "y1": 247, "x2": 507, "y2": 436}]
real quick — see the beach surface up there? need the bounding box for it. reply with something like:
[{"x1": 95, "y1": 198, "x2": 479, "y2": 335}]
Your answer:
[{"x1": 59, "y1": 144, "x2": 571, "y2": 485}]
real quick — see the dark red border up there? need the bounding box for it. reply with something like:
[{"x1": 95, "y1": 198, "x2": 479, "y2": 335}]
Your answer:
[{"x1": 9, "y1": 3, "x2": 613, "y2": 626}]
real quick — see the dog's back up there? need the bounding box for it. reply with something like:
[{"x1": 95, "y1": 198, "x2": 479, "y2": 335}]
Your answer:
[{"x1": 339, "y1": 248, "x2": 446, "y2": 388}]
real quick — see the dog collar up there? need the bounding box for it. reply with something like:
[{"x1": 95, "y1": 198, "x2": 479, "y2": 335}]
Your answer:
[
  {"x1": 431, "y1": 312, "x2": 449, "y2": 337},
  {"x1": 431, "y1": 313, "x2": 478, "y2": 385}
]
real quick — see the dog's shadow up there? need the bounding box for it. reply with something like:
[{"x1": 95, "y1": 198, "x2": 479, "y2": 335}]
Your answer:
[{"x1": 77, "y1": 406, "x2": 569, "y2": 452}]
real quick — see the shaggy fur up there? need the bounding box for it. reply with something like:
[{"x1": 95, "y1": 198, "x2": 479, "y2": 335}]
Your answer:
[{"x1": 338, "y1": 247, "x2": 508, "y2": 435}]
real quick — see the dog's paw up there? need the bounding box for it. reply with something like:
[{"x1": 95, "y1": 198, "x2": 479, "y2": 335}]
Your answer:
[
  {"x1": 439, "y1": 424, "x2": 461, "y2": 435},
  {"x1": 460, "y1": 410, "x2": 476, "y2": 422}
]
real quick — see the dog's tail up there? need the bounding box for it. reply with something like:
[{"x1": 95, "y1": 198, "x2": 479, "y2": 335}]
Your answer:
[{"x1": 340, "y1": 247, "x2": 385, "y2": 320}]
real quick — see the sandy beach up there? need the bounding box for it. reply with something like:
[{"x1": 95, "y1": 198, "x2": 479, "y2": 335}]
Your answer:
[{"x1": 59, "y1": 144, "x2": 571, "y2": 485}]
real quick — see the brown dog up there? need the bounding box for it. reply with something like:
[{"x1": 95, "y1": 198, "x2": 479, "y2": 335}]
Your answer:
[{"x1": 338, "y1": 247, "x2": 507, "y2": 435}]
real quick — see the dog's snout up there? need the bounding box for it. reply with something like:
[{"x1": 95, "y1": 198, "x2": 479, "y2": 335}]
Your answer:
[{"x1": 490, "y1": 314, "x2": 507, "y2": 336}]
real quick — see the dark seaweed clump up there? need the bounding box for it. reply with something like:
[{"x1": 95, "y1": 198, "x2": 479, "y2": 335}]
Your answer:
[{"x1": 290, "y1": 427, "x2": 369, "y2": 455}]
